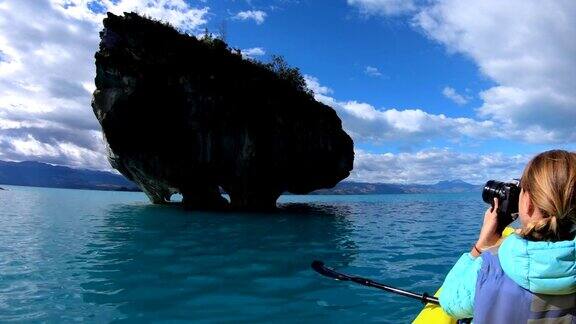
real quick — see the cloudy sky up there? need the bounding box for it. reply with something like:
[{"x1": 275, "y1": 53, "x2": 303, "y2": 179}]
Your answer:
[{"x1": 0, "y1": 0, "x2": 574, "y2": 184}]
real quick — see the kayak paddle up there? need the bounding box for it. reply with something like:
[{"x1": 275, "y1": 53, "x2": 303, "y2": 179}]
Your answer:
[{"x1": 311, "y1": 260, "x2": 439, "y2": 305}]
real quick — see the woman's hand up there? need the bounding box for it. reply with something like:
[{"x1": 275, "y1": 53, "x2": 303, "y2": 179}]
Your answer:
[
  {"x1": 477, "y1": 197, "x2": 503, "y2": 248},
  {"x1": 471, "y1": 198, "x2": 502, "y2": 256}
]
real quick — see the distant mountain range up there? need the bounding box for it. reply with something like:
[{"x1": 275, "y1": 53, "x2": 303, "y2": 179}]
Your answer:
[
  {"x1": 0, "y1": 160, "x2": 139, "y2": 191},
  {"x1": 0, "y1": 160, "x2": 482, "y2": 194},
  {"x1": 311, "y1": 179, "x2": 482, "y2": 194}
]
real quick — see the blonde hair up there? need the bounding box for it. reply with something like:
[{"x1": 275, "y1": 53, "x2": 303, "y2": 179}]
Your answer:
[{"x1": 519, "y1": 150, "x2": 576, "y2": 242}]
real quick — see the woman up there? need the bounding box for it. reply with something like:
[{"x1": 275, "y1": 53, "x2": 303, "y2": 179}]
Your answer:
[{"x1": 439, "y1": 150, "x2": 576, "y2": 323}]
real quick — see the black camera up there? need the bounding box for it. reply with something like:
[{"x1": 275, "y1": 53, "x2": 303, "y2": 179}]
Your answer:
[{"x1": 482, "y1": 180, "x2": 521, "y2": 232}]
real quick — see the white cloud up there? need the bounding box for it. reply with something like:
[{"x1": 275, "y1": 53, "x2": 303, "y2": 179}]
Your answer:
[
  {"x1": 347, "y1": 0, "x2": 576, "y2": 144},
  {"x1": 0, "y1": 0, "x2": 209, "y2": 169},
  {"x1": 0, "y1": 134, "x2": 109, "y2": 170},
  {"x1": 307, "y1": 74, "x2": 574, "y2": 183},
  {"x1": 234, "y1": 10, "x2": 267, "y2": 24},
  {"x1": 347, "y1": 0, "x2": 416, "y2": 16},
  {"x1": 364, "y1": 66, "x2": 383, "y2": 77},
  {"x1": 52, "y1": 0, "x2": 209, "y2": 32},
  {"x1": 304, "y1": 75, "x2": 333, "y2": 95},
  {"x1": 351, "y1": 148, "x2": 529, "y2": 184},
  {"x1": 414, "y1": 0, "x2": 576, "y2": 143},
  {"x1": 307, "y1": 77, "x2": 496, "y2": 144},
  {"x1": 241, "y1": 47, "x2": 266, "y2": 58},
  {"x1": 306, "y1": 73, "x2": 554, "y2": 184},
  {"x1": 442, "y1": 86, "x2": 469, "y2": 105}
]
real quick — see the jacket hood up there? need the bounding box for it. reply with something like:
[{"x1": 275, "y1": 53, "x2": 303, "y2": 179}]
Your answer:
[{"x1": 499, "y1": 234, "x2": 576, "y2": 295}]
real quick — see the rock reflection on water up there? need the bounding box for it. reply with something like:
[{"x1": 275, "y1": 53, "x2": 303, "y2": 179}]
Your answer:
[{"x1": 77, "y1": 202, "x2": 359, "y2": 322}]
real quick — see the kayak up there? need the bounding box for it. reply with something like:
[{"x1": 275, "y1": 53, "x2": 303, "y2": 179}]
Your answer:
[
  {"x1": 412, "y1": 227, "x2": 516, "y2": 323},
  {"x1": 412, "y1": 286, "x2": 456, "y2": 324}
]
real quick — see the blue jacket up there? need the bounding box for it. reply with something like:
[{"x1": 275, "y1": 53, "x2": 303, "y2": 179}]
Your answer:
[{"x1": 439, "y1": 233, "x2": 576, "y2": 319}]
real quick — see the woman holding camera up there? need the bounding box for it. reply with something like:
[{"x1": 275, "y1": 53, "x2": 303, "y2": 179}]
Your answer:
[{"x1": 439, "y1": 150, "x2": 576, "y2": 323}]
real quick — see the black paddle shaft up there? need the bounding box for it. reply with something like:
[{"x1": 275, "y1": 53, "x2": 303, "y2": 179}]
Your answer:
[{"x1": 311, "y1": 260, "x2": 439, "y2": 305}]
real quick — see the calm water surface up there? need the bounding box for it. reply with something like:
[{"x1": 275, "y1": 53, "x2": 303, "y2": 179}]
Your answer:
[{"x1": 0, "y1": 186, "x2": 491, "y2": 323}]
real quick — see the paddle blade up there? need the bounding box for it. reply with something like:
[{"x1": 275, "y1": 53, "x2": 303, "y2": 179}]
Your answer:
[{"x1": 311, "y1": 260, "x2": 351, "y2": 281}]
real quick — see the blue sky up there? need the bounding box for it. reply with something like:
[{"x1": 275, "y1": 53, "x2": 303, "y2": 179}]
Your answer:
[
  {"x1": 0, "y1": 0, "x2": 574, "y2": 184},
  {"x1": 209, "y1": 0, "x2": 490, "y2": 116}
]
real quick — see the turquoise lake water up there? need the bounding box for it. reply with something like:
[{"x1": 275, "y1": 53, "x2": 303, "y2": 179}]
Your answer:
[{"x1": 0, "y1": 185, "x2": 490, "y2": 323}]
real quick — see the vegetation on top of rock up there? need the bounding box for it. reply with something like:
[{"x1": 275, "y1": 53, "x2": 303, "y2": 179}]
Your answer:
[
  {"x1": 202, "y1": 36, "x2": 311, "y2": 97},
  {"x1": 200, "y1": 27, "x2": 312, "y2": 97},
  {"x1": 102, "y1": 12, "x2": 312, "y2": 98},
  {"x1": 256, "y1": 55, "x2": 312, "y2": 97}
]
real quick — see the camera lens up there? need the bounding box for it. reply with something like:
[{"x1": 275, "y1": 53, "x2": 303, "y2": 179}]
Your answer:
[{"x1": 482, "y1": 180, "x2": 507, "y2": 205}]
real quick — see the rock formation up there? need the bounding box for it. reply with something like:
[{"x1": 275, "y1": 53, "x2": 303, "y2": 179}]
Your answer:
[{"x1": 92, "y1": 12, "x2": 354, "y2": 210}]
